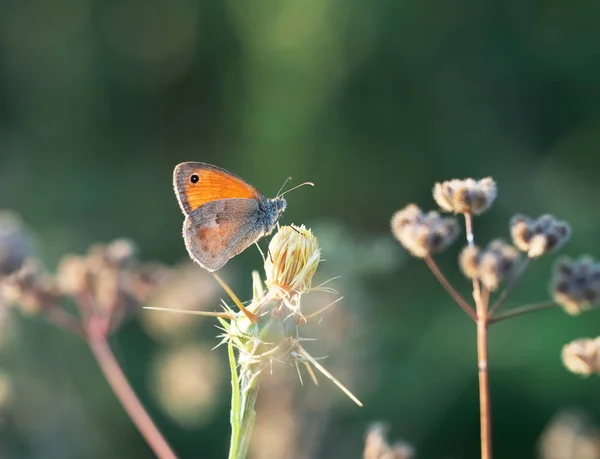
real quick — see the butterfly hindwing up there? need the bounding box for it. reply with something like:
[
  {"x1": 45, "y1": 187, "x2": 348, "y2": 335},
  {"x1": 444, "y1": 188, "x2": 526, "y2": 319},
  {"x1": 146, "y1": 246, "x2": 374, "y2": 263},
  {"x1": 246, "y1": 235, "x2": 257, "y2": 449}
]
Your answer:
[{"x1": 183, "y1": 198, "x2": 265, "y2": 271}]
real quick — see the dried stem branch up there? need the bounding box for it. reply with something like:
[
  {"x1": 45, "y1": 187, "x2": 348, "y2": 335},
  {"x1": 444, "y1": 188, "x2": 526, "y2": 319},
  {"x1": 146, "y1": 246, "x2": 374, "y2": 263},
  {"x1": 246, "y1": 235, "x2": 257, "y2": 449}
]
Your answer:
[
  {"x1": 488, "y1": 258, "x2": 531, "y2": 317},
  {"x1": 423, "y1": 255, "x2": 477, "y2": 321},
  {"x1": 488, "y1": 301, "x2": 560, "y2": 325},
  {"x1": 88, "y1": 327, "x2": 177, "y2": 459}
]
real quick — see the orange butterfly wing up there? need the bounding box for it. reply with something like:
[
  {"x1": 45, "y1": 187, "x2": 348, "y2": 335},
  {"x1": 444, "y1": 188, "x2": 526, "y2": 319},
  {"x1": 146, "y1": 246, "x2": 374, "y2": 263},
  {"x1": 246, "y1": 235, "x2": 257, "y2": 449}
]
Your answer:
[{"x1": 173, "y1": 162, "x2": 262, "y2": 215}]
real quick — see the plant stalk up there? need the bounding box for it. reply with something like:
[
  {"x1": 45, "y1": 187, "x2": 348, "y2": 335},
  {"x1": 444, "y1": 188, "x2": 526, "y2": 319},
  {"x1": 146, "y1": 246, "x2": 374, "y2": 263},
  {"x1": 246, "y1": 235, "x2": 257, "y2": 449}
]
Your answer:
[
  {"x1": 488, "y1": 301, "x2": 559, "y2": 325},
  {"x1": 464, "y1": 211, "x2": 492, "y2": 459},
  {"x1": 228, "y1": 340, "x2": 259, "y2": 459},
  {"x1": 476, "y1": 317, "x2": 492, "y2": 459},
  {"x1": 88, "y1": 334, "x2": 177, "y2": 459}
]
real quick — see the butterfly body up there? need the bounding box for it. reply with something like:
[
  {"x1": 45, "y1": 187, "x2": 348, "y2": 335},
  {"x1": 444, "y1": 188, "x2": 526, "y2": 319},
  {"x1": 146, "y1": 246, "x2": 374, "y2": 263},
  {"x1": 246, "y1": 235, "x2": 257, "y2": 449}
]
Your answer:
[{"x1": 173, "y1": 162, "x2": 286, "y2": 271}]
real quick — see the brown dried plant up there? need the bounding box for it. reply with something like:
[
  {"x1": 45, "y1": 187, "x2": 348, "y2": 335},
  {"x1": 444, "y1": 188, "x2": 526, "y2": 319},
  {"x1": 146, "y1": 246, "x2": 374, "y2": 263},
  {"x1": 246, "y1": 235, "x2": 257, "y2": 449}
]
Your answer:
[
  {"x1": 390, "y1": 177, "x2": 595, "y2": 459},
  {"x1": 0, "y1": 229, "x2": 177, "y2": 459}
]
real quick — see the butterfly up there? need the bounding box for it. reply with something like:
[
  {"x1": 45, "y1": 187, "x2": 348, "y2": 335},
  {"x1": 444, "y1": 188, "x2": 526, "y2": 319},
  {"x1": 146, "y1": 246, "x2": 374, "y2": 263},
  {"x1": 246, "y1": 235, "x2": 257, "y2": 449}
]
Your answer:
[{"x1": 173, "y1": 162, "x2": 289, "y2": 272}]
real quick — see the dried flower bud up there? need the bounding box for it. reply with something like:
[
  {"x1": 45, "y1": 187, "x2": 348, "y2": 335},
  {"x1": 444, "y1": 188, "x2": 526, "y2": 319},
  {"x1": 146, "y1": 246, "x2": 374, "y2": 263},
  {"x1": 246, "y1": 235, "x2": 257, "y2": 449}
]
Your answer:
[
  {"x1": 538, "y1": 410, "x2": 600, "y2": 459},
  {"x1": 459, "y1": 245, "x2": 481, "y2": 279},
  {"x1": 363, "y1": 423, "x2": 415, "y2": 459},
  {"x1": 0, "y1": 211, "x2": 30, "y2": 276},
  {"x1": 105, "y1": 239, "x2": 137, "y2": 267},
  {"x1": 55, "y1": 239, "x2": 167, "y2": 332},
  {"x1": 459, "y1": 240, "x2": 519, "y2": 291},
  {"x1": 551, "y1": 257, "x2": 600, "y2": 315},
  {"x1": 56, "y1": 255, "x2": 90, "y2": 295},
  {"x1": 510, "y1": 214, "x2": 570, "y2": 258},
  {"x1": 265, "y1": 225, "x2": 320, "y2": 296},
  {"x1": 1, "y1": 260, "x2": 60, "y2": 314},
  {"x1": 562, "y1": 337, "x2": 600, "y2": 376},
  {"x1": 391, "y1": 204, "x2": 460, "y2": 258},
  {"x1": 433, "y1": 177, "x2": 497, "y2": 215}
]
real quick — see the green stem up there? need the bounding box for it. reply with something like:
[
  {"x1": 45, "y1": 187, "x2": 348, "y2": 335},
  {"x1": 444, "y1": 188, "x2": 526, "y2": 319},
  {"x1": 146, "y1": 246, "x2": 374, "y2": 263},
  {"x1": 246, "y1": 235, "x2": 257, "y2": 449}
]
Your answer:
[
  {"x1": 228, "y1": 341, "x2": 260, "y2": 459},
  {"x1": 228, "y1": 341, "x2": 242, "y2": 459}
]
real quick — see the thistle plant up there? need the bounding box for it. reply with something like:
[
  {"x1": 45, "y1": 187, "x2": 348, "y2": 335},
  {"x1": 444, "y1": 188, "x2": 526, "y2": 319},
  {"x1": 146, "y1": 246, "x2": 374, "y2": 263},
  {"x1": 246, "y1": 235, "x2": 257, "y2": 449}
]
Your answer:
[
  {"x1": 389, "y1": 177, "x2": 595, "y2": 459},
  {"x1": 148, "y1": 224, "x2": 361, "y2": 459}
]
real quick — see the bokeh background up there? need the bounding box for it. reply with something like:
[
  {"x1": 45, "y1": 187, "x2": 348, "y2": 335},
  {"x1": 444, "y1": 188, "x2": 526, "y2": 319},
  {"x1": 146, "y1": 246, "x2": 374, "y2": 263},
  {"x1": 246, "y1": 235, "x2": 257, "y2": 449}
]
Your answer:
[{"x1": 1, "y1": 0, "x2": 600, "y2": 458}]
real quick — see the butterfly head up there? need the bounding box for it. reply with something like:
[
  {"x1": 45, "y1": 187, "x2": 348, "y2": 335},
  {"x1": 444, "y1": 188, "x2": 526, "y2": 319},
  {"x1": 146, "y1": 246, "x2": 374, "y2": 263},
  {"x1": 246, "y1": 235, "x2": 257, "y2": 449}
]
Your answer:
[{"x1": 262, "y1": 197, "x2": 287, "y2": 233}]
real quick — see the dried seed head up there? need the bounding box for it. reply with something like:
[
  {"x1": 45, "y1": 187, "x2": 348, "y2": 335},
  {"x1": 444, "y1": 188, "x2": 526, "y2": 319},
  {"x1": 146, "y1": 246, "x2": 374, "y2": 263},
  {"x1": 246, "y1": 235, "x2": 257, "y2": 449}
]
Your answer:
[
  {"x1": 510, "y1": 214, "x2": 571, "y2": 258},
  {"x1": 459, "y1": 245, "x2": 481, "y2": 279},
  {"x1": 551, "y1": 256, "x2": 600, "y2": 315},
  {"x1": 391, "y1": 204, "x2": 460, "y2": 258},
  {"x1": 55, "y1": 239, "x2": 167, "y2": 331},
  {"x1": 538, "y1": 410, "x2": 600, "y2": 459},
  {"x1": 0, "y1": 260, "x2": 60, "y2": 314},
  {"x1": 562, "y1": 337, "x2": 600, "y2": 376},
  {"x1": 433, "y1": 177, "x2": 497, "y2": 215},
  {"x1": 0, "y1": 212, "x2": 30, "y2": 276},
  {"x1": 459, "y1": 239, "x2": 520, "y2": 291},
  {"x1": 363, "y1": 423, "x2": 415, "y2": 459},
  {"x1": 264, "y1": 225, "x2": 321, "y2": 296}
]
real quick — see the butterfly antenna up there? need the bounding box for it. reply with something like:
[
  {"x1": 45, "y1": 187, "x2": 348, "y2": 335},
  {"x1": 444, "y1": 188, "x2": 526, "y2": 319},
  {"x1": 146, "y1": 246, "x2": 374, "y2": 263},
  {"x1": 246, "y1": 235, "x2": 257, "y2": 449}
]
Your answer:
[
  {"x1": 278, "y1": 181, "x2": 315, "y2": 198},
  {"x1": 276, "y1": 177, "x2": 293, "y2": 197}
]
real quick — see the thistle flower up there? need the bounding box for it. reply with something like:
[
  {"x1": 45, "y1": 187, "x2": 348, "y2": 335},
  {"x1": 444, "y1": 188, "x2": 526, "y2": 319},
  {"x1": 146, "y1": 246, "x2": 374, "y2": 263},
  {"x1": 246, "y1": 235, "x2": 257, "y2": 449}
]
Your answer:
[
  {"x1": 391, "y1": 204, "x2": 460, "y2": 258},
  {"x1": 562, "y1": 337, "x2": 600, "y2": 376},
  {"x1": 459, "y1": 239, "x2": 520, "y2": 291},
  {"x1": 264, "y1": 224, "x2": 321, "y2": 298},
  {"x1": 551, "y1": 257, "x2": 600, "y2": 315},
  {"x1": 433, "y1": 177, "x2": 497, "y2": 215},
  {"x1": 363, "y1": 423, "x2": 415, "y2": 459},
  {"x1": 510, "y1": 214, "x2": 571, "y2": 258}
]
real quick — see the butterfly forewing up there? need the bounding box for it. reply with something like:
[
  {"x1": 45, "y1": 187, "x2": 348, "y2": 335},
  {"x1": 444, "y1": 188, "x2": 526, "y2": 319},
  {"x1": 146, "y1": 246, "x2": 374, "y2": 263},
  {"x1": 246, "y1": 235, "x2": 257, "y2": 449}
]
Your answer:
[{"x1": 173, "y1": 162, "x2": 263, "y2": 215}]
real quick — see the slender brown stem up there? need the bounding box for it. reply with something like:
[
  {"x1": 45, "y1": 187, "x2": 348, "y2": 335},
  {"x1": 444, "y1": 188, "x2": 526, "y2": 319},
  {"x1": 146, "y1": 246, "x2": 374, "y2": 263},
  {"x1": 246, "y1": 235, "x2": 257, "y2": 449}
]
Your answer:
[
  {"x1": 464, "y1": 211, "x2": 492, "y2": 459},
  {"x1": 488, "y1": 301, "x2": 559, "y2": 325},
  {"x1": 464, "y1": 212, "x2": 483, "y2": 305},
  {"x1": 46, "y1": 308, "x2": 84, "y2": 337},
  {"x1": 424, "y1": 255, "x2": 477, "y2": 321},
  {"x1": 488, "y1": 258, "x2": 531, "y2": 317},
  {"x1": 477, "y1": 318, "x2": 491, "y2": 459},
  {"x1": 88, "y1": 333, "x2": 177, "y2": 459}
]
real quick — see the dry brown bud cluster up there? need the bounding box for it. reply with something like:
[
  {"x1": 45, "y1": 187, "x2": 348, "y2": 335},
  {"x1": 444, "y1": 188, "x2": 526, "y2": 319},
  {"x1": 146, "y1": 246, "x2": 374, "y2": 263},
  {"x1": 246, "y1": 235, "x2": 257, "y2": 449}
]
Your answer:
[
  {"x1": 1, "y1": 238, "x2": 168, "y2": 336},
  {"x1": 552, "y1": 257, "x2": 600, "y2": 315},
  {"x1": 561, "y1": 337, "x2": 600, "y2": 376},
  {"x1": 391, "y1": 204, "x2": 460, "y2": 258},
  {"x1": 510, "y1": 214, "x2": 571, "y2": 258},
  {"x1": 363, "y1": 423, "x2": 415, "y2": 459},
  {"x1": 538, "y1": 410, "x2": 600, "y2": 459},
  {"x1": 459, "y1": 240, "x2": 520, "y2": 291},
  {"x1": 1, "y1": 260, "x2": 60, "y2": 314},
  {"x1": 0, "y1": 211, "x2": 29, "y2": 276},
  {"x1": 433, "y1": 177, "x2": 497, "y2": 215}
]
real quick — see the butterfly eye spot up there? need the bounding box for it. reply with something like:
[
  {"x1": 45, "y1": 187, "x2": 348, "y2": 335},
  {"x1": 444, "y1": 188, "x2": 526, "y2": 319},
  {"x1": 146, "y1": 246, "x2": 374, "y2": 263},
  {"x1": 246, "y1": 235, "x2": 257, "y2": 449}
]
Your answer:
[{"x1": 190, "y1": 174, "x2": 200, "y2": 184}]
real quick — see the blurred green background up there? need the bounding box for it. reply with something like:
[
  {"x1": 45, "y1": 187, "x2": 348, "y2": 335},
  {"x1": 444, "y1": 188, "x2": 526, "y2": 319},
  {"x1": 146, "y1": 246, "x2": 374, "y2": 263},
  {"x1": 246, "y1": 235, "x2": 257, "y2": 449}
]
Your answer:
[{"x1": 2, "y1": 0, "x2": 600, "y2": 458}]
